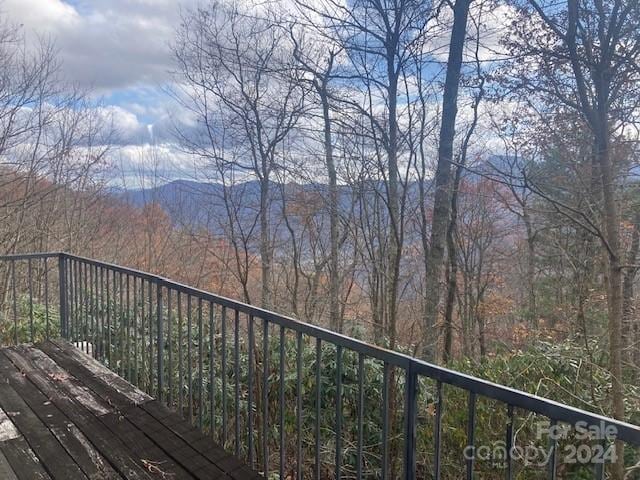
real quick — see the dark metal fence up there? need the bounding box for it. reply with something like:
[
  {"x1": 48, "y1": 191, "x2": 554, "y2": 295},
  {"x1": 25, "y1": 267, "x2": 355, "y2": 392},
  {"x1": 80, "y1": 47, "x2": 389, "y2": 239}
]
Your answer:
[{"x1": 1, "y1": 252, "x2": 639, "y2": 479}]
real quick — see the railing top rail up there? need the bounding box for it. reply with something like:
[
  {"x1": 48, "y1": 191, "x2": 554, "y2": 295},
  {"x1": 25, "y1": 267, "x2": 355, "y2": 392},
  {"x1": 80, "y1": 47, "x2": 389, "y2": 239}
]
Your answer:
[
  {"x1": 0, "y1": 252, "x2": 63, "y2": 261},
  {"x1": 5, "y1": 251, "x2": 639, "y2": 445}
]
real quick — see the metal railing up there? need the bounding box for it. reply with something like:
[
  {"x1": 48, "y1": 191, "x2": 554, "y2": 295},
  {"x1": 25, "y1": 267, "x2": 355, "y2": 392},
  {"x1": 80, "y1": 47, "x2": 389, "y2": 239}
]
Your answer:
[{"x1": 1, "y1": 252, "x2": 639, "y2": 479}]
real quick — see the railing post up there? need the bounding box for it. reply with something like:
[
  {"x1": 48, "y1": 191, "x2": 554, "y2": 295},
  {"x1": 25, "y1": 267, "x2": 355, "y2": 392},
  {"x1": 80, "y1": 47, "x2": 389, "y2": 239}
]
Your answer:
[
  {"x1": 404, "y1": 361, "x2": 418, "y2": 480},
  {"x1": 157, "y1": 284, "x2": 164, "y2": 403},
  {"x1": 58, "y1": 254, "x2": 68, "y2": 339}
]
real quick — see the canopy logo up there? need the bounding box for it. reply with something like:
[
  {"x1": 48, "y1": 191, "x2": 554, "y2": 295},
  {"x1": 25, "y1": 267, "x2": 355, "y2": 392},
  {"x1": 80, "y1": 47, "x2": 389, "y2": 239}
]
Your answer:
[{"x1": 463, "y1": 421, "x2": 618, "y2": 467}]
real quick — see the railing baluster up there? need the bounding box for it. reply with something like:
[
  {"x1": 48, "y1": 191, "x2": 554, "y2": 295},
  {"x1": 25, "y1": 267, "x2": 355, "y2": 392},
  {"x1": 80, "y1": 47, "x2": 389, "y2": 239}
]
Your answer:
[
  {"x1": 404, "y1": 363, "x2": 417, "y2": 480},
  {"x1": 187, "y1": 294, "x2": 193, "y2": 423},
  {"x1": 382, "y1": 362, "x2": 389, "y2": 480},
  {"x1": 111, "y1": 268, "x2": 117, "y2": 366},
  {"x1": 248, "y1": 314, "x2": 255, "y2": 468},
  {"x1": 141, "y1": 278, "x2": 146, "y2": 388},
  {"x1": 234, "y1": 308, "x2": 240, "y2": 455},
  {"x1": 149, "y1": 281, "x2": 154, "y2": 397},
  {"x1": 177, "y1": 291, "x2": 183, "y2": 415},
  {"x1": 467, "y1": 392, "x2": 477, "y2": 480},
  {"x1": 132, "y1": 275, "x2": 138, "y2": 383},
  {"x1": 69, "y1": 260, "x2": 74, "y2": 342},
  {"x1": 106, "y1": 268, "x2": 111, "y2": 366},
  {"x1": 263, "y1": 319, "x2": 269, "y2": 478},
  {"x1": 547, "y1": 420, "x2": 557, "y2": 480},
  {"x1": 77, "y1": 262, "x2": 82, "y2": 350},
  {"x1": 221, "y1": 306, "x2": 227, "y2": 445},
  {"x1": 119, "y1": 272, "x2": 124, "y2": 372},
  {"x1": 315, "y1": 337, "x2": 321, "y2": 480},
  {"x1": 336, "y1": 345, "x2": 343, "y2": 480},
  {"x1": 98, "y1": 266, "x2": 104, "y2": 361},
  {"x1": 85, "y1": 263, "x2": 90, "y2": 355},
  {"x1": 113, "y1": 269, "x2": 118, "y2": 364},
  {"x1": 594, "y1": 438, "x2": 605, "y2": 480},
  {"x1": 70, "y1": 260, "x2": 74, "y2": 342},
  {"x1": 296, "y1": 330, "x2": 302, "y2": 480},
  {"x1": 79, "y1": 262, "x2": 84, "y2": 351},
  {"x1": 11, "y1": 259, "x2": 17, "y2": 345},
  {"x1": 90, "y1": 264, "x2": 96, "y2": 358},
  {"x1": 84, "y1": 263, "x2": 89, "y2": 353},
  {"x1": 168, "y1": 289, "x2": 173, "y2": 407},
  {"x1": 357, "y1": 353, "x2": 364, "y2": 480},
  {"x1": 209, "y1": 302, "x2": 216, "y2": 439},
  {"x1": 89, "y1": 264, "x2": 98, "y2": 358},
  {"x1": 67, "y1": 259, "x2": 72, "y2": 341},
  {"x1": 44, "y1": 258, "x2": 50, "y2": 340},
  {"x1": 92, "y1": 265, "x2": 96, "y2": 358},
  {"x1": 76, "y1": 261, "x2": 80, "y2": 348},
  {"x1": 157, "y1": 285, "x2": 164, "y2": 404},
  {"x1": 506, "y1": 405, "x2": 514, "y2": 480},
  {"x1": 58, "y1": 255, "x2": 68, "y2": 340},
  {"x1": 199, "y1": 299, "x2": 205, "y2": 430},
  {"x1": 126, "y1": 274, "x2": 131, "y2": 378},
  {"x1": 27, "y1": 258, "x2": 33, "y2": 342},
  {"x1": 76, "y1": 260, "x2": 80, "y2": 343},
  {"x1": 97, "y1": 265, "x2": 102, "y2": 359},
  {"x1": 279, "y1": 325, "x2": 285, "y2": 480},
  {"x1": 434, "y1": 381, "x2": 443, "y2": 479},
  {"x1": 76, "y1": 260, "x2": 81, "y2": 344}
]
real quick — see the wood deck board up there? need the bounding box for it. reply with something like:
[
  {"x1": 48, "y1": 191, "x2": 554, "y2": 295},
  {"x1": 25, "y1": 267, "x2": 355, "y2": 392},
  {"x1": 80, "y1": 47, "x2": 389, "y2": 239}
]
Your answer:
[
  {"x1": 0, "y1": 342, "x2": 261, "y2": 480},
  {"x1": 0, "y1": 353, "x2": 120, "y2": 480},
  {"x1": 0, "y1": 361, "x2": 88, "y2": 479}
]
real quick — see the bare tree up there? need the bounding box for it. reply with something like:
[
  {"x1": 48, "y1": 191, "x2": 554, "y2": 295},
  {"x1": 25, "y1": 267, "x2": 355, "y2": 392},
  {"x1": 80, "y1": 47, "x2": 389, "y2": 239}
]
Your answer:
[
  {"x1": 173, "y1": 1, "x2": 305, "y2": 308},
  {"x1": 295, "y1": 0, "x2": 435, "y2": 347},
  {"x1": 499, "y1": 0, "x2": 640, "y2": 474},
  {"x1": 289, "y1": 26, "x2": 345, "y2": 331}
]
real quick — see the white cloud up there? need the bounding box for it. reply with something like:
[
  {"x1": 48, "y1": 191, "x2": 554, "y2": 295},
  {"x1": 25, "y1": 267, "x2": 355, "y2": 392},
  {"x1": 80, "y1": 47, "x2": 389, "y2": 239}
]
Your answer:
[
  {"x1": 3, "y1": 0, "x2": 186, "y2": 91},
  {"x1": 3, "y1": 0, "x2": 80, "y2": 28}
]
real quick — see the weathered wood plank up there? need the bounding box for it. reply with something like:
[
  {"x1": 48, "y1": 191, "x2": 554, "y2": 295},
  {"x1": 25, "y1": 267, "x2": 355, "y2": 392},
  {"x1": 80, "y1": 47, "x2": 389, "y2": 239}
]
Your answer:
[
  {"x1": 140, "y1": 402, "x2": 253, "y2": 479},
  {"x1": 0, "y1": 404, "x2": 50, "y2": 480},
  {"x1": 0, "y1": 449, "x2": 19, "y2": 480},
  {"x1": 48, "y1": 340, "x2": 151, "y2": 405},
  {"x1": 0, "y1": 358, "x2": 88, "y2": 479},
  {"x1": 65, "y1": 423, "x2": 123, "y2": 480},
  {"x1": 0, "y1": 407, "x2": 20, "y2": 442},
  {"x1": 0, "y1": 349, "x2": 120, "y2": 480},
  {"x1": 0, "y1": 434, "x2": 51, "y2": 480},
  {"x1": 13, "y1": 344, "x2": 193, "y2": 480},
  {"x1": 0, "y1": 341, "x2": 260, "y2": 480},
  {"x1": 48, "y1": 341, "x2": 260, "y2": 479},
  {"x1": 98, "y1": 411, "x2": 195, "y2": 480},
  {"x1": 124, "y1": 405, "x2": 227, "y2": 480},
  {"x1": 3, "y1": 346, "x2": 154, "y2": 480},
  {"x1": 38, "y1": 341, "x2": 140, "y2": 413},
  {"x1": 10, "y1": 345, "x2": 110, "y2": 417}
]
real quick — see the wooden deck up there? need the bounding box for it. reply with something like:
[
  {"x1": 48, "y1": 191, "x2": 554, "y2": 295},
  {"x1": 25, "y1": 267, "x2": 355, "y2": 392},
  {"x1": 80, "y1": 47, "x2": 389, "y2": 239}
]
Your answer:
[{"x1": 0, "y1": 340, "x2": 261, "y2": 480}]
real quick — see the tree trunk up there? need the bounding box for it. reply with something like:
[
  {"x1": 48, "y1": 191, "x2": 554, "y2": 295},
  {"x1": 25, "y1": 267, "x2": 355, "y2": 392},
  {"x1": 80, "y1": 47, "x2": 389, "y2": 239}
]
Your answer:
[
  {"x1": 522, "y1": 210, "x2": 537, "y2": 326},
  {"x1": 443, "y1": 250, "x2": 456, "y2": 363},
  {"x1": 596, "y1": 134, "x2": 624, "y2": 480},
  {"x1": 622, "y1": 213, "x2": 639, "y2": 366},
  {"x1": 478, "y1": 313, "x2": 486, "y2": 359},
  {"x1": 321, "y1": 87, "x2": 341, "y2": 333},
  {"x1": 443, "y1": 164, "x2": 462, "y2": 363},
  {"x1": 422, "y1": 0, "x2": 471, "y2": 361},
  {"x1": 260, "y1": 176, "x2": 272, "y2": 309},
  {"x1": 386, "y1": 51, "x2": 401, "y2": 350}
]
